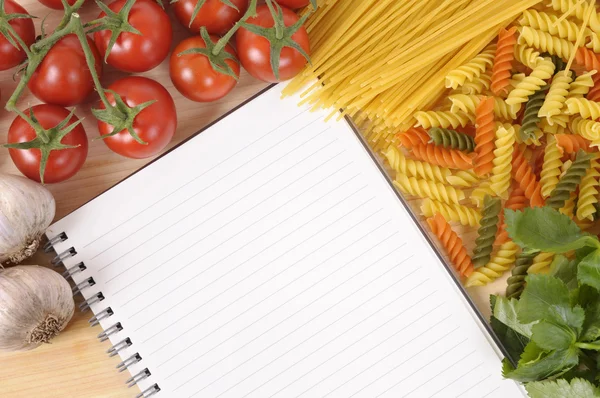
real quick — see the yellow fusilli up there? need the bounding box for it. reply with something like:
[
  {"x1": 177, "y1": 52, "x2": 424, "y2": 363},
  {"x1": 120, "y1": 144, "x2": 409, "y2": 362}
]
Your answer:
[
  {"x1": 506, "y1": 57, "x2": 555, "y2": 106},
  {"x1": 540, "y1": 135, "x2": 563, "y2": 198},
  {"x1": 420, "y1": 198, "x2": 481, "y2": 227},
  {"x1": 519, "y1": 9, "x2": 586, "y2": 41},
  {"x1": 471, "y1": 182, "x2": 497, "y2": 207},
  {"x1": 513, "y1": 45, "x2": 541, "y2": 68},
  {"x1": 446, "y1": 170, "x2": 479, "y2": 187},
  {"x1": 393, "y1": 175, "x2": 465, "y2": 205},
  {"x1": 567, "y1": 71, "x2": 596, "y2": 98},
  {"x1": 465, "y1": 241, "x2": 519, "y2": 287},
  {"x1": 385, "y1": 146, "x2": 450, "y2": 183},
  {"x1": 565, "y1": 97, "x2": 600, "y2": 120},
  {"x1": 445, "y1": 44, "x2": 497, "y2": 90},
  {"x1": 577, "y1": 155, "x2": 600, "y2": 221},
  {"x1": 538, "y1": 73, "x2": 572, "y2": 123},
  {"x1": 448, "y1": 94, "x2": 518, "y2": 120},
  {"x1": 461, "y1": 70, "x2": 493, "y2": 95},
  {"x1": 413, "y1": 110, "x2": 474, "y2": 129},
  {"x1": 490, "y1": 124, "x2": 515, "y2": 198},
  {"x1": 570, "y1": 117, "x2": 600, "y2": 147},
  {"x1": 517, "y1": 26, "x2": 577, "y2": 61},
  {"x1": 528, "y1": 252, "x2": 555, "y2": 274}
]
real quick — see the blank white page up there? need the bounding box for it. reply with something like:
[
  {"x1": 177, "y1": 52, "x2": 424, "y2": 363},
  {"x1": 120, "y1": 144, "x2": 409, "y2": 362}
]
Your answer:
[{"x1": 47, "y1": 84, "x2": 522, "y2": 398}]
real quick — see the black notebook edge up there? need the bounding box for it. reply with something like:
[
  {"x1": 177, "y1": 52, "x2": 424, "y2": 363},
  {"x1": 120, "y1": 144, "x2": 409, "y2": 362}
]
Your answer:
[{"x1": 56, "y1": 82, "x2": 515, "y2": 368}]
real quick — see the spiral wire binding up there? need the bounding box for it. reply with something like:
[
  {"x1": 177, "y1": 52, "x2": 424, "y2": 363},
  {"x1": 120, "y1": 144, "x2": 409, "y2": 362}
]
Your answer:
[{"x1": 45, "y1": 232, "x2": 161, "y2": 396}]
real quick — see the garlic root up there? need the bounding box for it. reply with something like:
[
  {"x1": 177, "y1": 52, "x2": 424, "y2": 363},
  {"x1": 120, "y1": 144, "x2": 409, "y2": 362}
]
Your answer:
[
  {"x1": 0, "y1": 266, "x2": 74, "y2": 351},
  {"x1": 0, "y1": 174, "x2": 56, "y2": 265}
]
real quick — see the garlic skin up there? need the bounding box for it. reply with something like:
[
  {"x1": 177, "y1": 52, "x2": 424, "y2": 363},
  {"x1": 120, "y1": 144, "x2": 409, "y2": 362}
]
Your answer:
[
  {"x1": 0, "y1": 174, "x2": 56, "y2": 265},
  {"x1": 0, "y1": 266, "x2": 74, "y2": 351}
]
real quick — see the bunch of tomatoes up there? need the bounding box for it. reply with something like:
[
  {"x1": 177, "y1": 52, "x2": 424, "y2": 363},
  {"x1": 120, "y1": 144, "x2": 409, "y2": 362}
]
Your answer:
[{"x1": 0, "y1": 0, "x2": 313, "y2": 183}]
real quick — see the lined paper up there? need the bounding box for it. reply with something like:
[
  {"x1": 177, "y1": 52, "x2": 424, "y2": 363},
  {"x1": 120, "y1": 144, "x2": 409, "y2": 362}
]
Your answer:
[{"x1": 47, "y1": 84, "x2": 523, "y2": 398}]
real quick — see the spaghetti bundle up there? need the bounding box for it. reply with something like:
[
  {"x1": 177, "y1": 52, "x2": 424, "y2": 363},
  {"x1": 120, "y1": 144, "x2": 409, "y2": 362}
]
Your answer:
[{"x1": 285, "y1": 0, "x2": 544, "y2": 152}]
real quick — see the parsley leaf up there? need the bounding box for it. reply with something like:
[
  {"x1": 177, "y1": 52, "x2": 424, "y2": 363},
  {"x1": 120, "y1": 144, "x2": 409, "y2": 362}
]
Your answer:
[
  {"x1": 493, "y1": 296, "x2": 534, "y2": 338},
  {"x1": 582, "y1": 299, "x2": 600, "y2": 342},
  {"x1": 550, "y1": 255, "x2": 578, "y2": 290},
  {"x1": 505, "y1": 345, "x2": 580, "y2": 382},
  {"x1": 491, "y1": 296, "x2": 531, "y2": 362},
  {"x1": 526, "y1": 378, "x2": 600, "y2": 398},
  {"x1": 579, "y1": 249, "x2": 600, "y2": 292},
  {"x1": 505, "y1": 207, "x2": 599, "y2": 253},
  {"x1": 518, "y1": 275, "x2": 585, "y2": 333},
  {"x1": 532, "y1": 321, "x2": 576, "y2": 350}
]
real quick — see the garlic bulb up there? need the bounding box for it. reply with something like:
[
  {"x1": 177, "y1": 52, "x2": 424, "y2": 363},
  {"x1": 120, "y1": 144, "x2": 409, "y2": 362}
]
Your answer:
[
  {"x1": 0, "y1": 265, "x2": 74, "y2": 351},
  {"x1": 0, "y1": 174, "x2": 55, "y2": 265}
]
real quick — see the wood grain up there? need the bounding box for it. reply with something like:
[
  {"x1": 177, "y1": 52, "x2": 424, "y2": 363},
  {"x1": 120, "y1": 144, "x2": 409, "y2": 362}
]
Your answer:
[{"x1": 0, "y1": 2, "x2": 504, "y2": 397}]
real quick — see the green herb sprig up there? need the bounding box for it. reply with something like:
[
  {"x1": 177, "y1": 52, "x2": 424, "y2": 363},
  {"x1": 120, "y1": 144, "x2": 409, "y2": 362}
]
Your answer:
[{"x1": 490, "y1": 206, "x2": 600, "y2": 395}]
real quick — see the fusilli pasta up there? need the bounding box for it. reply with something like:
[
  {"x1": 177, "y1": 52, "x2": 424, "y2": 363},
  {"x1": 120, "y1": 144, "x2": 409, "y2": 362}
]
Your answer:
[
  {"x1": 427, "y1": 213, "x2": 474, "y2": 277},
  {"x1": 410, "y1": 143, "x2": 474, "y2": 170},
  {"x1": 518, "y1": 26, "x2": 577, "y2": 61},
  {"x1": 490, "y1": 124, "x2": 516, "y2": 198},
  {"x1": 506, "y1": 57, "x2": 555, "y2": 107},
  {"x1": 393, "y1": 175, "x2": 465, "y2": 205},
  {"x1": 547, "y1": 150, "x2": 594, "y2": 209},
  {"x1": 506, "y1": 252, "x2": 538, "y2": 299},
  {"x1": 527, "y1": 252, "x2": 555, "y2": 274},
  {"x1": 448, "y1": 94, "x2": 519, "y2": 120},
  {"x1": 385, "y1": 146, "x2": 450, "y2": 183},
  {"x1": 445, "y1": 44, "x2": 496, "y2": 89},
  {"x1": 495, "y1": 186, "x2": 527, "y2": 245},
  {"x1": 576, "y1": 155, "x2": 600, "y2": 221},
  {"x1": 540, "y1": 135, "x2": 563, "y2": 198},
  {"x1": 512, "y1": 144, "x2": 545, "y2": 207},
  {"x1": 414, "y1": 110, "x2": 473, "y2": 129},
  {"x1": 519, "y1": 9, "x2": 585, "y2": 41},
  {"x1": 538, "y1": 73, "x2": 571, "y2": 123},
  {"x1": 472, "y1": 195, "x2": 502, "y2": 268},
  {"x1": 428, "y1": 128, "x2": 475, "y2": 152},
  {"x1": 491, "y1": 27, "x2": 518, "y2": 96},
  {"x1": 420, "y1": 199, "x2": 481, "y2": 227},
  {"x1": 466, "y1": 241, "x2": 518, "y2": 287},
  {"x1": 474, "y1": 97, "x2": 496, "y2": 176}
]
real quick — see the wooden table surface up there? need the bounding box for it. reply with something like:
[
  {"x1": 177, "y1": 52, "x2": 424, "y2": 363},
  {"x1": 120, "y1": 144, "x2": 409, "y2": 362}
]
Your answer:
[{"x1": 0, "y1": 2, "x2": 503, "y2": 397}]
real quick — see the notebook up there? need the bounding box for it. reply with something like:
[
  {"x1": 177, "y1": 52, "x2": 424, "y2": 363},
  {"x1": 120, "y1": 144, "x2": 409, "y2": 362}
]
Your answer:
[{"x1": 45, "y1": 84, "x2": 524, "y2": 398}]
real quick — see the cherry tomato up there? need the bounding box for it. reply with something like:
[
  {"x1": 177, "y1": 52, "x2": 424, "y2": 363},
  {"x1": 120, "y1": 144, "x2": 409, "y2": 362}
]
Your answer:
[
  {"x1": 275, "y1": 0, "x2": 309, "y2": 8},
  {"x1": 0, "y1": 0, "x2": 35, "y2": 71},
  {"x1": 170, "y1": 36, "x2": 240, "y2": 102},
  {"x1": 97, "y1": 77, "x2": 177, "y2": 159},
  {"x1": 93, "y1": 0, "x2": 172, "y2": 73},
  {"x1": 7, "y1": 105, "x2": 88, "y2": 184},
  {"x1": 173, "y1": 0, "x2": 248, "y2": 35},
  {"x1": 28, "y1": 34, "x2": 103, "y2": 107},
  {"x1": 37, "y1": 0, "x2": 79, "y2": 10},
  {"x1": 236, "y1": 4, "x2": 310, "y2": 82}
]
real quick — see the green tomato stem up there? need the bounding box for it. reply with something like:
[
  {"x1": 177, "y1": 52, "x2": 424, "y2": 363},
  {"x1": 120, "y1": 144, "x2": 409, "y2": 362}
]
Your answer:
[
  {"x1": 212, "y1": 0, "x2": 258, "y2": 56},
  {"x1": 71, "y1": 15, "x2": 111, "y2": 108},
  {"x1": 5, "y1": 5, "x2": 86, "y2": 111}
]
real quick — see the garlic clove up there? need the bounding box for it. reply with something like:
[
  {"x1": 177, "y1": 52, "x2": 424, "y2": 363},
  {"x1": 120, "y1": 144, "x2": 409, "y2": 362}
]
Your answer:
[
  {"x1": 0, "y1": 265, "x2": 74, "y2": 351},
  {"x1": 0, "y1": 174, "x2": 56, "y2": 265}
]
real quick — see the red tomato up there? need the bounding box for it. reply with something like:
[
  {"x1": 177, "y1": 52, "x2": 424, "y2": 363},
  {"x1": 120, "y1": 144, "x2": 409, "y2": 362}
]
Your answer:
[
  {"x1": 28, "y1": 34, "x2": 103, "y2": 107},
  {"x1": 93, "y1": 0, "x2": 172, "y2": 73},
  {"x1": 37, "y1": 0, "x2": 79, "y2": 10},
  {"x1": 275, "y1": 0, "x2": 309, "y2": 8},
  {"x1": 0, "y1": 0, "x2": 35, "y2": 71},
  {"x1": 97, "y1": 77, "x2": 177, "y2": 159},
  {"x1": 170, "y1": 36, "x2": 240, "y2": 102},
  {"x1": 174, "y1": 0, "x2": 248, "y2": 35},
  {"x1": 236, "y1": 4, "x2": 310, "y2": 82},
  {"x1": 7, "y1": 105, "x2": 88, "y2": 184}
]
